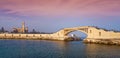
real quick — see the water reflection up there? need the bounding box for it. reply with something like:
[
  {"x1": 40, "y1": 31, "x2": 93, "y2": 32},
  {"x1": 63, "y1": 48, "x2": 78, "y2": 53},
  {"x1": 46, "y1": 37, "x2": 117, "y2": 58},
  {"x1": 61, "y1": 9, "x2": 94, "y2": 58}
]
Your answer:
[
  {"x1": 85, "y1": 44, "x2": 120, "y2": 58},
  {"x1": 0, "y1": 40, "x2": 120, "y2": 58}
]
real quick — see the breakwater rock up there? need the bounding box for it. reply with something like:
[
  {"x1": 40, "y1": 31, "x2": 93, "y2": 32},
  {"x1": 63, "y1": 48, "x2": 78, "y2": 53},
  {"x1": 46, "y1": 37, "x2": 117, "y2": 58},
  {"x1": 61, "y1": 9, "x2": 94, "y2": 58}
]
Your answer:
[{"x1": 83, "y1": 39, "x2": 120, "y2": 45}]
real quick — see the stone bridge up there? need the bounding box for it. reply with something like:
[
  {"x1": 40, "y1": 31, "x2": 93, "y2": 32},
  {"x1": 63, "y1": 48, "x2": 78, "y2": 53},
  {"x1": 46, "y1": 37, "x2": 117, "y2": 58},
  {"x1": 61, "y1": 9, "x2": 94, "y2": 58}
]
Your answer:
[{"x1": 53, "y1": 26, "x2": 120, "y2": 40}]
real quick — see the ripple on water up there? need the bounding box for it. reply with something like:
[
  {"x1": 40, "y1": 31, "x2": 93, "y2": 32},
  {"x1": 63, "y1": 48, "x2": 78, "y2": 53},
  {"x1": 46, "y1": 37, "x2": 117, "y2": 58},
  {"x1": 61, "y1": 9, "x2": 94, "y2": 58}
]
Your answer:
[{"x1": 0, "y1": 40, "x2": 120, "y2": 58}]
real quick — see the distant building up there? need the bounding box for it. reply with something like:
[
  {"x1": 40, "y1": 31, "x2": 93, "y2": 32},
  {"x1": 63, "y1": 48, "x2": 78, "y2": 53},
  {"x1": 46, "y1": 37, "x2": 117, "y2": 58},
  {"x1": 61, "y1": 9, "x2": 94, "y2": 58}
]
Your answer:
[{"x1": 12, "y1": 22, "x2": 28, "y2": 33}]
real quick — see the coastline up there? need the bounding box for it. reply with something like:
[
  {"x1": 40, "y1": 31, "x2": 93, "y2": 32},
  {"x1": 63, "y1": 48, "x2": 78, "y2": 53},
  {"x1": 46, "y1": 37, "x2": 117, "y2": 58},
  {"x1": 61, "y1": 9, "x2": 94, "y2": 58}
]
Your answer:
[
  {"x1": 83, "y1": 39, "x2": 120, "y2": 45},
  {"x1": 1, "y1": 33, "x2": 120, "y2": 45},
  {"x1": 1, "y1": 37, "x2": 120, "y2": 46}
]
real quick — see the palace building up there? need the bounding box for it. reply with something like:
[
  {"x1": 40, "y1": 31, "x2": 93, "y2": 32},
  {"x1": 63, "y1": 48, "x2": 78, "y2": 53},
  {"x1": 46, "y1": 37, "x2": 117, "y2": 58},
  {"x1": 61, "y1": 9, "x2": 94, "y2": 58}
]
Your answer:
[{"x1": 12, "y1": 22, "x2": 28, "y2": 33}]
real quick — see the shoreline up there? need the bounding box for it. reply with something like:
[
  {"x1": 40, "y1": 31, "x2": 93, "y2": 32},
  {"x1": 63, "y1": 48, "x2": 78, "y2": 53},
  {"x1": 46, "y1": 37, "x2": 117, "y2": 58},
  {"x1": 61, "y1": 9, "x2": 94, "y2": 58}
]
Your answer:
[
  {"x1": 0, "y1": 37, "x2": 81, "y2": 41},
  {"x1": 1, "y1": 38, "x2": 120, "y2": 46},
  {"x1": 83, "y1": 39, "x2": 120, "y2": 46}
]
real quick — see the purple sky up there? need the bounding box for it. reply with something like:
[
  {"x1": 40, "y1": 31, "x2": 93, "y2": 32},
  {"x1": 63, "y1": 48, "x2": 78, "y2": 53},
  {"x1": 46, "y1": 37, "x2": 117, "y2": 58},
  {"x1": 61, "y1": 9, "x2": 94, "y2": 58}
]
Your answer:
[{"x1": 0, "y1": 0, "x2": 120, "y2": 32}]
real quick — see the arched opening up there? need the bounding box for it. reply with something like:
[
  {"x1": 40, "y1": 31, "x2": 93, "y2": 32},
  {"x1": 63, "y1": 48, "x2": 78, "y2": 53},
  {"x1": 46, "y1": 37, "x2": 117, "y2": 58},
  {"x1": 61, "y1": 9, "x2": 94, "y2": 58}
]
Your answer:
[
  {"x1": 99, "y1": 32, "x2": 101, "y2": 36},
  {"x1": 67, "y1": 30, "x2": 88, "y2": 40}
]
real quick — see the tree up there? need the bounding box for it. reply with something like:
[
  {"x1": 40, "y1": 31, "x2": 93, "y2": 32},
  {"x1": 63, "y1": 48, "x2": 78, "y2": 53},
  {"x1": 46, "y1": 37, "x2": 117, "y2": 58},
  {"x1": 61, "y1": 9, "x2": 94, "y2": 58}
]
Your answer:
[
  {"x1": 32, "y1": 29, "x2": 36, "y2": 33},
  {"x1": 1, "y1": 27, "x2": 4, "y2": 33}
]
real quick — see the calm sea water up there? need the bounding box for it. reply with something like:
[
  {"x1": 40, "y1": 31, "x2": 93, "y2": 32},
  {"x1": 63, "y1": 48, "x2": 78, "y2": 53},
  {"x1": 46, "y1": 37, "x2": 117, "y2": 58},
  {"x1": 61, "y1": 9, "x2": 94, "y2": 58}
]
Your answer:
[{"x1": 0, "y1": 39, "x2": 120, "y2": 58}]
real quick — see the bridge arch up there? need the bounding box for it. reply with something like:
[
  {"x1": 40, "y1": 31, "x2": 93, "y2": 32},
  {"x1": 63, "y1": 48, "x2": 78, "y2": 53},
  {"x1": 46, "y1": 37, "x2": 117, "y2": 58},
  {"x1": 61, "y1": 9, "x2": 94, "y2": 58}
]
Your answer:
[
  {"x1": 66, "y1": 30, "x2": 88, "y2": 39},
  {"x1": 60, "y1": 26, "x2": 90, "y2": 37},
  {"x1": 53, "y1": 26, "x2": 92, "y2": 40},
  {"x1": 63, "y1": 29, "x2": 88, "y2": 36}
]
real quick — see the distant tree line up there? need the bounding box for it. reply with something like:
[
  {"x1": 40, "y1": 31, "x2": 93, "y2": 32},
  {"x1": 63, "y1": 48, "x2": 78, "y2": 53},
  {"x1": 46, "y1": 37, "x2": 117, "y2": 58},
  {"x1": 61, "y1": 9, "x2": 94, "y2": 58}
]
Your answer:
[
  {"x1": 1, "y1": 26, "x2": 120, "y2": 34},
  {"x1": 29, "y1": 29, "x2": 53, "y2": 34},
  {"x1": 0, "y1": 27, "x2": 9, "y2": 33},
  {"x1": 11, "y1": 28, "x2": 53, "y2": 34}
]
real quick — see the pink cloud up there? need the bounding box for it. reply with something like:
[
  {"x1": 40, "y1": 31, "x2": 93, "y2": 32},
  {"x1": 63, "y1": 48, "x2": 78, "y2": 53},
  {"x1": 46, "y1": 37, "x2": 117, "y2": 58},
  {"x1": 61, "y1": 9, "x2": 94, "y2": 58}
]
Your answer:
[{"x1": 0, "y1": 0, "x2": 120, "y2": 16}]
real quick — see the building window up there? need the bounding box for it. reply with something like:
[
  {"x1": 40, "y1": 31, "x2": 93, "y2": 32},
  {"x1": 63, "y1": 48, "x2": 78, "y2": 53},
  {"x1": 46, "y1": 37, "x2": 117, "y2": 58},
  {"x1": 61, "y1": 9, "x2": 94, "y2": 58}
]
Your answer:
[
  {"x1": 4, "y1": 34, "x2": 6, "y2": 37},
  {"x1": 90, "y1": 30, "x2": 92, "y2": 33},
  {"x1": 86, "y1": 28, "x2": 88, "y2": 33},
  {"x1": 99, "y1": 32, "x2": 101, "y2": 36},
  {"x1": 12, "y1": 34, "x2": 13, "y2": 37},
  {"x1": 84, "y1": 28, "x2": 88, "y2": 33}
]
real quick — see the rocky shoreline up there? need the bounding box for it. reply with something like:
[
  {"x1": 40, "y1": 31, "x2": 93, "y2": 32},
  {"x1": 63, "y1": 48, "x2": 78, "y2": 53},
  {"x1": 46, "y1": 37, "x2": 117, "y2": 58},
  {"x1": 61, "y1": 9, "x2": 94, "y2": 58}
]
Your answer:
[
  {"x1": 0, "y1": 36, "x2": 81, "y2": 41},
  {"x1": 83, "y1": 39, "x2": 120, "y2": 45}
]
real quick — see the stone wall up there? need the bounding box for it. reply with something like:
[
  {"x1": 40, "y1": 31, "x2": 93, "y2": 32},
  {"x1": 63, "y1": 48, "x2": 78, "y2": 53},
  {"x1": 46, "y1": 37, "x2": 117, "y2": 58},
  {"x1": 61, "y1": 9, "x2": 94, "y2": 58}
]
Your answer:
[{"x1": 0, "y1": 33, "x2": 69, "y2": 40}]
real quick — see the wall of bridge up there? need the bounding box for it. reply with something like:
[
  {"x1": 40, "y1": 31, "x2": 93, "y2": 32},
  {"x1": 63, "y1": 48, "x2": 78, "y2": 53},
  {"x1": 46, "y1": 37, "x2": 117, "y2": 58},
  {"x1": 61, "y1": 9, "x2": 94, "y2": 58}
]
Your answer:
[
  {"x1": 87, "y1": 28, "x2": 120, "y2": 39},
  {"x1": 53, "y1": 27, "x2": 120, "y2": 40}
]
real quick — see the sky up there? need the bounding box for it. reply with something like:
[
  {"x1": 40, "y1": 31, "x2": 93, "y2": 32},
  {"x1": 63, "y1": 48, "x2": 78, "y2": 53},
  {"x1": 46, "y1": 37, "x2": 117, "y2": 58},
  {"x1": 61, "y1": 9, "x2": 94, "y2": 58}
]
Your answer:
[{"x1": 0, "y1": 0, "x2": 120, "y2": 33}]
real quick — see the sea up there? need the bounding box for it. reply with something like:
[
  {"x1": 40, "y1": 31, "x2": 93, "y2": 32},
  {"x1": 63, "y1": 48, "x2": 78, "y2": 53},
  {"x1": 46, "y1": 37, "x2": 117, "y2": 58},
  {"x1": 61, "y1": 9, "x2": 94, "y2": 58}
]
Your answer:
[{"x1": 0, "y1": 39, "x2": 120, "y2": 58}]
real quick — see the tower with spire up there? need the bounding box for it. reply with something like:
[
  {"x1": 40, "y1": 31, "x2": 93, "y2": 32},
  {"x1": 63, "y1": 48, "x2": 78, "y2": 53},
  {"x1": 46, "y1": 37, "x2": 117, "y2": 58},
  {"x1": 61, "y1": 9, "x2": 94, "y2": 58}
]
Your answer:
[
  {"x1": 22, "y1": 22, "x2": 25, "y2": 33},
  {"x1": 12, "y1": 22, "x2": 28, "y2": 33}
]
